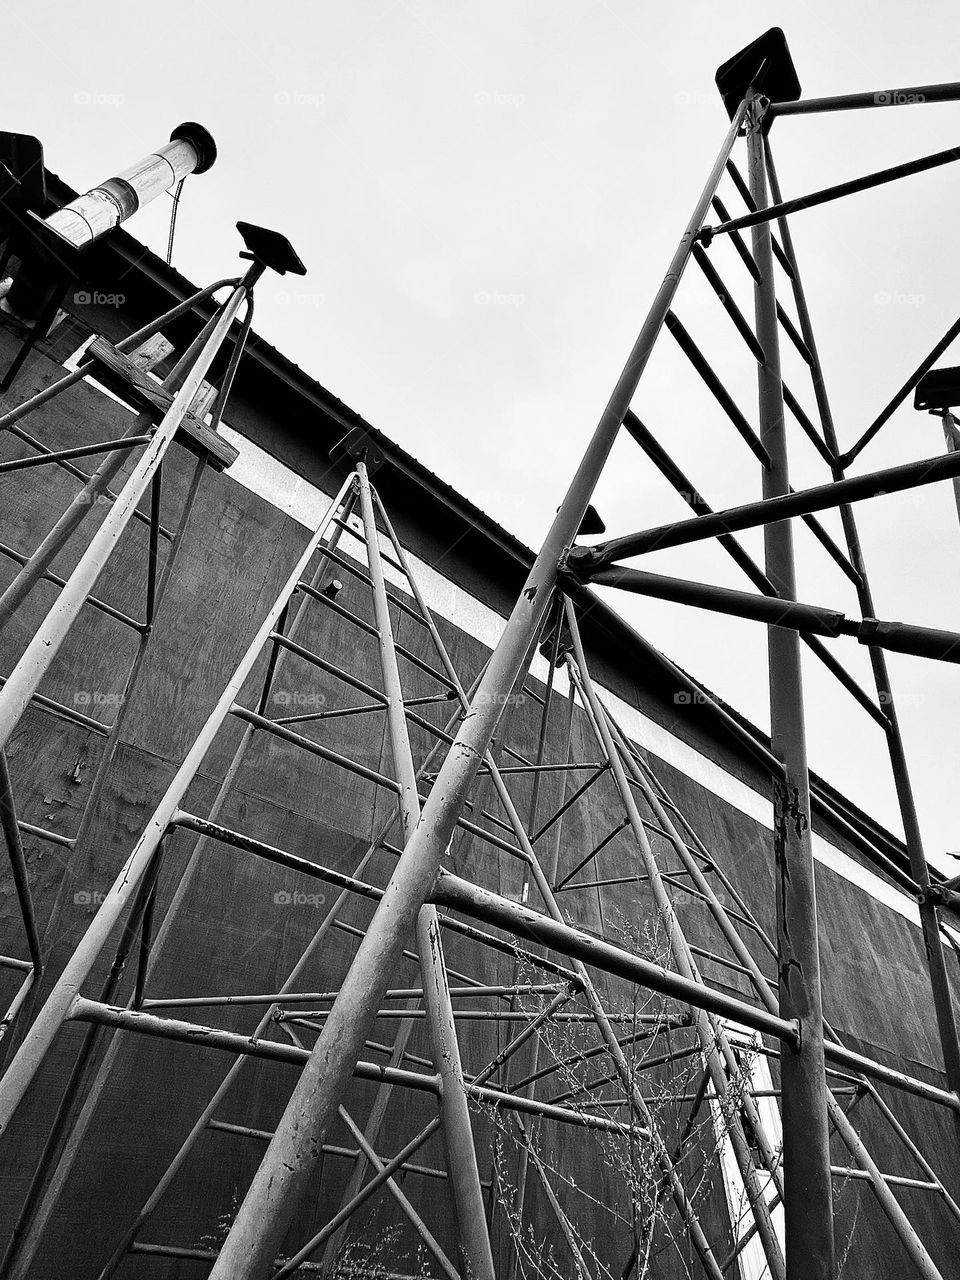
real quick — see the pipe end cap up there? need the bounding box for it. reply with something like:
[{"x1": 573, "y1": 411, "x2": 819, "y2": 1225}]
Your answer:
[{"x1": 170, "y1": 122, "x2": 217, "y2": 174}]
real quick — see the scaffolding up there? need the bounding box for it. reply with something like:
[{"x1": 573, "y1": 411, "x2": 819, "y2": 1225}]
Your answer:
[{"x1": 1, "y1": 25, "x2": 960, "y2": 1280}]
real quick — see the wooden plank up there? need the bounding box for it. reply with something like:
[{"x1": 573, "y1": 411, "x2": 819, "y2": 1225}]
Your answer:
[{"x1": 85, "y1": 337, "x2": 239, "y2": 471}]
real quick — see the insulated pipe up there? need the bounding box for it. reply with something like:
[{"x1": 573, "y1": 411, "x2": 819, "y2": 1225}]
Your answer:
[
  {"x1": 42, "y1": 124, "x2": 216, "y2": 251},
  {"x1": 0, "y1": 124, "x2": 216, "y2": 327}
]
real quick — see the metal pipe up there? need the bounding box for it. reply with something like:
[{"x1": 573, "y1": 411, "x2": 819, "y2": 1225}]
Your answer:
[
  {"x1": 724, "y1": 160, "x2": 797, "y2": 280},
  {"x1": 0, "y1": 279, "x2": 251, "y2": 757},
  {"x1": 0, "y1": 435, "x2": 150, "y2": 472},
  {"x1": 746, "y1": 98, "x2": 834, "y2": 1278},
  {"x1": 0, "y1": 276, "x2": 238, "y2": 436},
  {"x1": 0, "y1": 475, "x2": 354, "y2": 1135},
  {"x1": 768, "y1": 82, "x2": 960, "y2": 116},
  {"x1": 841, "y1": 313, "x2": 960, "y2": 464},
  {"x1": 194, "y1": 101, "x2": 753, "y2": 1280},
  {"x1": 435, "y1": 844, "x2": 960, "y2": 1105},
  {"x1": 67, "y1": 998, "x2": 634, "y2": 1134},
  {"x1": 40, "y1": 124, "x2": 216, "y2": 251},
  {"x1": 605, "y1": 702, "x2": 955, "y2": 1272},
  {"x1": 763, "y1": 137, "x2": 960, "y2": 1117},
  {"x1": 435, "y1": 869, "x2": 795, "y2": 1043},
  {"x1": 664, "y1": 311, "x2": 771, "y2": 466},
  {"x1": 364, "y1": 480, "x2": 720, "y2": 1275},
  {"x1": 584, "y1": 564, "x2": 847, "y2": 635},
  {"x1": 356, "y1": 461, "x2": 495, "y2": 1280},
  {"x1": 619, "y1": 412, "x2": 886, "y2": 724},
  {"x1": 93, "y1": 551, "x2": 493, "y2": 1279},
  {"x1": 343, "y1": 498, "x2": 729, "y2": 1276},
  {"x1": 0, "y1": 752, "x2": 41, "y2": 973},
  {"x1": 562, "y1": 619, "x2": 785, "y2": 1276},
  {"x1": 335, "y1": 1106, "x2": 460, "y2": 1280},
  {"x1": 863, "y1": 1084, "x2": 960, "y2": 1225},
  {"x1": 0, "y1": 301, "x2": 226, "y2": 639},
  {"x1": 384, "y1": 550, "x2": 732, "y2": 1276},
  {"x1": 827, "y1": 1101, "x2": 944, "y2": 1279},
  {"x1": 505, "y1": 658, "x2": 572, "y2": 1280},
  {"x1": 573, "y1": 445, "x2": 960, "y2": 566},
  {"x1": 586, "y1": 565, "x2": 960, "y2": 662},
  {"x1": 270, "y1": 1119, "x2": 443, "y2": 1279},
  {"x1": 702, "y1": 140, "x2": 960, "y2": 241}
]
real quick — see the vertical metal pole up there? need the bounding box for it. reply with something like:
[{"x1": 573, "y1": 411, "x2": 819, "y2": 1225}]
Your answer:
[
  {"x1": 505, "y1": 623, "x2": 569, "y2": 1280},
  {"x1": 562, "y1": 605, "x2": 785, "y2": 1279},
  {"x1": 764, "y1": 138, "x2": 960, "y2": 1119},
  {"x1": 602, "y1": 701, "x2": 948, "y2": 1278},
  {"x1": 746, "y1": 99, "x2": 835, "y2": 1279},
  {"x1": 356, "y1": 461, "x2": 495, "y2": 1280},
  {"x1": 208, "y1": 100, "x2": 749, "y2": 1280}
]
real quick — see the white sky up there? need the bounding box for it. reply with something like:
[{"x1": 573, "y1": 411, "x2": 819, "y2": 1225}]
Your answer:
[{"x1": 5, "y1": 0, "x2": 960, "y2": 869}]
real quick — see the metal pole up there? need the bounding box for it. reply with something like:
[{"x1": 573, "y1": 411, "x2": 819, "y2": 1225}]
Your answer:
[
  {"x1": 0, "y1": 277, "x2": 239, "y2": 435},
  {"x1": 580, "y1": 565, "x2": 960, "y2": 662},
  {"x1": 92, "y1": 662, "x2": 511, "y2": 1279},
  {"x1": 768, "y1": 82, "x2": 960, "y2": 117},
  {"x1": 0, "y1": 474, "x2": 354, "y2": 1133},
  {"x1": 335, "y1": 1105, "x2": 460, "y2": 1280},
  {"x1": 368, "y1": 513, "x2": 732, "y2": 1277},
  {"x1": 0, "y1": 300, "x2": 229, "y2": 637},
  {"x1": 355, "y1": 461, "x2": 495, "y2": 1280},
  {"x1": 572, "y1": 445, "x2": 960, "y2": 566},
  {"x1": 270, "y1": 1119, "x2": 445, "y2": 1279},
  {"x1": 0, "y1": 275, "x2": 252, "y2": 756},
  {"x1": 840, "y1": 313, "x2": 960, "y2": 465},
  {"x1": 208, "y1": 98, "x2": 750, "y2": 1280},
  {"x1": 746, "y1": 96, "x2": 834, "y2": 1279},
  {"x1": 762, "y1": 138, "x2": 960, "y2": 1119},
  {"x1": 601, "y1": 702, "x2": 950, "y2": 1278},
  {"x1": 702, "y1": 141, "x2": 960, "y2": 241},
  {"x1": 561, "y1": 610, "x2": 785, "y2": 1278}
]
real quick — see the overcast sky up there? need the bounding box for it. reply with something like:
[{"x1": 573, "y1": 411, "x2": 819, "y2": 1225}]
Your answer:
[{"x1": 6, "y1": 0, "x2": 960, "y2": 869}]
